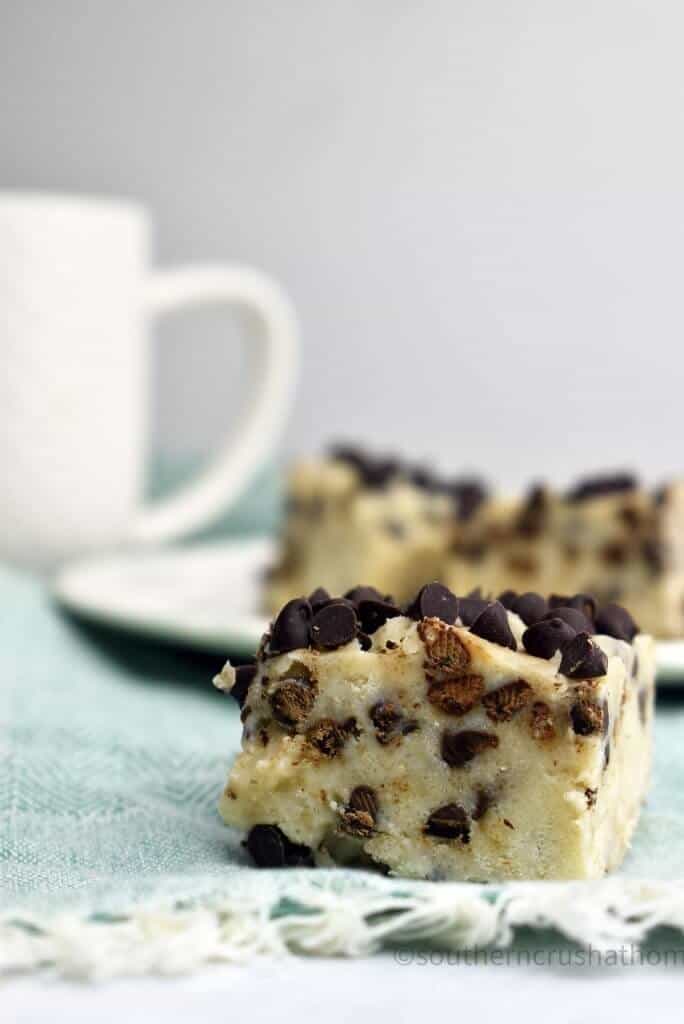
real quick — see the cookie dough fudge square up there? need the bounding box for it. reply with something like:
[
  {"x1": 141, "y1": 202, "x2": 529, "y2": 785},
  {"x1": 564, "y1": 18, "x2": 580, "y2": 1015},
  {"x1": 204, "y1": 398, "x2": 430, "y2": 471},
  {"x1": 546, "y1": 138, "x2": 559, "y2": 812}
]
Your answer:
[{"x1": 216, "y1": 584, "x2": 654, "y2": 881}]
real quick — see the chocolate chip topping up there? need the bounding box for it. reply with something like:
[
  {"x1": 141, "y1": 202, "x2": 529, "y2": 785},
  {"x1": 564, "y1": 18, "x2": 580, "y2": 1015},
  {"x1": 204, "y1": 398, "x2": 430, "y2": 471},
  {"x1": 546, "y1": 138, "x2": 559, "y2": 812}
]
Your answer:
[
  {"x1": 330, "y1": 445, "x2": 400, "y2": 488},
  {"x1": 549, "y1": 593, "x2": 597, "y2": 621},
  {"x1": 441, "y1": 729, "x2": 499, "y2": 767},
  {"x1": 469, "y1": 601, "x2": 516, "y2": 650},
  {"x1": 457, "y1": 596, "x2": 489, "y2": 627},
  {"x1": 497, "y1": 589, "x2": 518, "y2": 610},
  {"x1": 522, "y1": 617, "x2": 576, "y2": 659},
  {"x1": 472, "y1": 788, "x2": 494, "y2": 820},
  {"x1": 559, "y1": 633, "x2": 608, "y2": 679},
  {"x1": 357, "y1": 597, "x2": 401, "y2": 635},
  {"x1": 511, "y1": 592, "x2": 548, "y2": 625},
  {"x1": 245, "y1": 825, "x2": 314, "y2": 868},
  {"x1": 482, "y1": 680, "x2": 532, "y2": 722},
  {"x1": 406, "y1": 582, "x2": 459, "y2": 624},
  {"x1": 566, "y1": 472, "x2": 638, "y2": 502},
  {"x1": 427, "y1": 675, "x2": 485, "y2": 716},
  {"x1": 424, "y1": 803, "x2": 470, "y2": 842},
  {"x1": 310, "y1": 599, "x2": 358, "y2": 649},
  {"x1": 344, "y1": 585, "x2": 385, "y2": 605},
  {"x1": 595, "y1": 603, "x2": 638, "y2": 643},
  {"x1": 270, "y1": 598, "x2": 312, "y2": 655},
  {"x1": 230, "y1": 663, "x2": 257, "y2": 708},
  {"x1": 308, "y1": 587, "x2": 331, "y2": 612},
  {"x1": 448, "y1": 479, "x2": 488, "y2": 522},
  {"x1": 341, "y1": 786, "x2": 379, "y2": 837},
  {"x1": 542, "y1": 606, "x2": 594, "y2": 634}
]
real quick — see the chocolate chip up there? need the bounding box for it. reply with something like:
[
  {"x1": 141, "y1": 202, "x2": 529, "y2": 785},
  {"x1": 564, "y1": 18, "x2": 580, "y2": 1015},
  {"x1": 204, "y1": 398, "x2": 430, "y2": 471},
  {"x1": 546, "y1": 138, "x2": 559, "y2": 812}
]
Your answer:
[
  {"x1": 497, "y1": 589, "x2": 518, "y2": 610},
  {"x1": 358, "y1": 631, "x2": 373, "y2": 651},
  {"x1": 308, "y1": 587, "x2": 331, "y2": 612},
  {"x1": 270, "y1": 676, "x2": 317, "y2": 728},
  {"x1": 457, "y1": 596, "x2": 489, "y2": 626},
  {"x1": 595, "y1": 603, "x2": 638, "y2": 643},
  {"x1": 542, "y1": 606, "x2": 594, "y2": 634},
  {"x1": 566, "y1": 472, "x2": 638, "y2": 502},
  {"x1": 482, "y1": 680, "x2": 532, "y2": 722},
  {"x1": 469, "y1": 601, "x2": 516, "y2": 650},
  {"x1": 424, "y1": 803, "x2": 471, "y2": 841},
  {"x1": 344, "y1": 585, "x2": 385, "y2": 605},
  {"x1": 230, "y1": 663, "x2": 256, "y2": 708},
  {"x1": 471, "y1": 788, "x2": 494, "y2": 820},
  {"x1": 560, "y1": 633, "x2": 608, "y2": 679},
  {"x1": 329, "y1": 445, "x2": 400, "y2": 488},
  {"x1": 310, "y1": 600, "x2": 358, "y2": 649},
  {"x1": 642, "y1": 539, "x2": 666, "y2": 574},
  {"x1": 447, "y1": 478, "x2": 488, "y2": 522},
  {"x1": 570, "y1": 698, "x2": 605, "y2": 735},
  {"x1": 341, "y1": 786, "x2": 379, "y2": 837},
  {"x1": 550, "y1": 593, "x2": 597, "y2": 621},
  {"x1": 600, "y1": 541, "x2": 629, "y2": 567},
  {"x1": 511, "y1": 592, "x2": 548, "y2": 625},
  {"x1": 522, "y1": 618, "x2": 576, "y2": 659},
  {"x1": 585, "y1": 787, "x2": 597, "y2": 808},
  {"x1": 270, "y1": 598, "x2": 312, "y2": 654},
  {"x1": 506, "y1": 554, "x2": 539, "y2": 575},
  {"x1": 441, "y1": 729, "x2": 499, "y2": 767},
  {"x1": 426, "y1": 675, "x2": 485, "y2": 716},
  {"x1": 406, "y1": 582, "x2": 459, "y2": 624},
  {"x1": 357, "y1": 597, "x2": 401, "y2": 634},
  {"x1": 370, "y1": 701, "x2": 416, "y2": 745},
  {"x1": 245, "y1": 825, "x2": 314, "y2": 868},
  {"x1": 306, "y1": 718, "x2": 348, "y2": 757},
  {"x1": 515, "y1": 484, "x2": 548, "y2": 537}
]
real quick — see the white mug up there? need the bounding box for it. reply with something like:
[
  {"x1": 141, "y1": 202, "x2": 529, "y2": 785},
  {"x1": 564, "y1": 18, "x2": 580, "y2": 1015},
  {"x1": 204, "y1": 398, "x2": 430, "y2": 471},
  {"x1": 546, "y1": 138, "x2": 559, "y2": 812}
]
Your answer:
[{"x1": 0, "y1": 192, "x2": 298, "y2": 569}]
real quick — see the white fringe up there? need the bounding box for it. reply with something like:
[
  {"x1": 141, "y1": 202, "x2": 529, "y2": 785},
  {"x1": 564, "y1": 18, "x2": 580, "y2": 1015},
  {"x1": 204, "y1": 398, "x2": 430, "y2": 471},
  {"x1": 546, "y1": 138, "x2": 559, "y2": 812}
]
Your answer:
[{"x1": 2, "y1": 878, "x2": 684, "y2": 980}]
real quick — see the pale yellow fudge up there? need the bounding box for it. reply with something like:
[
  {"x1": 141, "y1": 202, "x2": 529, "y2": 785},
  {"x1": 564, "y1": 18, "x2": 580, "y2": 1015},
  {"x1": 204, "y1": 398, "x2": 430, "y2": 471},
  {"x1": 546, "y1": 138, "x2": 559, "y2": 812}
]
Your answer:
[
  {"x1": 216, "y1": 583, "x2": 654, "y2": 880},
  {"x1": 265, "y1": 447, "x2": 684, "y2": 638}
]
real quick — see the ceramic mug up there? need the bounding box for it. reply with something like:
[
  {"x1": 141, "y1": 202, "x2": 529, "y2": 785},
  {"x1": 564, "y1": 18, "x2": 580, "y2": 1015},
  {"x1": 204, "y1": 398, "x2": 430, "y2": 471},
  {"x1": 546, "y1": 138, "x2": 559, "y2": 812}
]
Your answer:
[{"x1": 0, "y1": 192, "x2": 298, "y2": 569}]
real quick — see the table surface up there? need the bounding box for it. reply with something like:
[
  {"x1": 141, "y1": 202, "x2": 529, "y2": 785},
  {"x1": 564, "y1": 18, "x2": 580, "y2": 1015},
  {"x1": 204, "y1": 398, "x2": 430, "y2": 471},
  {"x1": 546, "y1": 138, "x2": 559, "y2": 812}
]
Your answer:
[{"x1": 6, "y1": 955, "x2": 683, "y2": 1021}]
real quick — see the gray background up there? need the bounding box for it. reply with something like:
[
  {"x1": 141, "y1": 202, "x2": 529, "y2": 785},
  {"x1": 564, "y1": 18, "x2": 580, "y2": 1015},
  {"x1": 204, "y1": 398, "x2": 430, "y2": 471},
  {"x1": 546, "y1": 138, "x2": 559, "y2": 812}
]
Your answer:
[{"x1": 3, "y1": 0, "x2": 684, "y2": 489}]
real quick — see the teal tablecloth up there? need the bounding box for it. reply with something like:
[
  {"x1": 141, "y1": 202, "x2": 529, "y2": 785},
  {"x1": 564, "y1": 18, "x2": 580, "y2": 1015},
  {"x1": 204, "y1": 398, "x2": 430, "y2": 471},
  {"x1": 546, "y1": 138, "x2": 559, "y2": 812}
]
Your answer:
[{"x1": 2, "y1": 564, "x2": 684, "y2": 978}]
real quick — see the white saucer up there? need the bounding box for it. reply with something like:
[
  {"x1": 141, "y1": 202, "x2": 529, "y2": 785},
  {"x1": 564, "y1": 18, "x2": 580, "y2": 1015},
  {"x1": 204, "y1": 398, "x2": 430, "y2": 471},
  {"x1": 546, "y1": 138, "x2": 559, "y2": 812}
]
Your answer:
[{"x1": 53, "y1": 539, "x2": 684, "y2": 681}]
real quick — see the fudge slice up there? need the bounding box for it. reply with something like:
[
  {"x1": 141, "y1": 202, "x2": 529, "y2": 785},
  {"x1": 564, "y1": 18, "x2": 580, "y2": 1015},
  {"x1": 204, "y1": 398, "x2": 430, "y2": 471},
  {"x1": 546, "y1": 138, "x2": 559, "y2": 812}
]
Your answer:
[
  {"x1": 264, "y1": 445, "x2": 487, "y2": 614},
  {"x1": 447, "y1": 474, "x2": 684, "y2": 637},
  {"x1": 216, "y1": 583, "x2": 654, "y2": 881}
]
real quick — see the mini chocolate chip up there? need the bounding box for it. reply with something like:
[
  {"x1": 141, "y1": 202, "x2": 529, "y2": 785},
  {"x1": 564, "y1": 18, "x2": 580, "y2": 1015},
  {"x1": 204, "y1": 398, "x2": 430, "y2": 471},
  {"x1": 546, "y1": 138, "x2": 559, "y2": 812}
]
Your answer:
[
  {"x1": 426, "y1": 675, "x2": 485, "y2": 716},
  {"x1": 358, "y1": 631, "x2": 373, "y2": 651},
  {"x1": 595, "y1": 603, "x2": 638, "y2": 643},
  {"x1": 357, "y1": 597, "x2": 401, "y2": 634},
  {"x1": 511, "y1": 592, "x2": 548, "y2": 625},
  {"x1": 447, "y1": 479, "x2": 488, "y2": 522},
  {"x1": 424, "y1": 803, "x2": 471, "y2": 842},
  {"x1": 230, "y1": 663, "x2": 257, "y2": 708},
  {"x1": 471, "y1": 788, "x2": 494, "y2": 820},
  {"x1": 482, "y1": 680, "x2": 532, "y2": 722},
  {"x1": 497, "y1": 589, "x2": 518, "y2": 610},
  {"x1": 570, "y1": 699, "x2": 605, "y2": 735},
  {"x1": 344, "y1": 585, "x2": 385, "y2": 605},
  {"x1": 560, "y1": 633, "x2": 608, "y2": 679},
  {"x1": 469, "y1": 601, "x2": 516, "y2": 650},
  {"x1": 542, "y1": 606, "x2": 594, "y2": 634},
  {"x1": 308, "y1": 587, "x2": 331, "y2": 612},
  {"x1": 585, "y1": 787, "x2": 597, "y2": 808},
  {"x1": 330, "y1": 446, "x2": 399, "y2": 488},
  {"x1": 549, "y1": 593, "x2": 597, "y2": 621},
  {"x1": 406, "y1": 582, "x2": 459, "y2": 624},
  {"x1": 522, "y1": 618, "x2": 576, "y2": 659},
  {"x1": 245, "y1": 825, "x2": 315, "y2": 868},
  {"x1": 600, "y1": 541, "x2": 629, "y2": 567},
  {"x1": 441, "y1": 729, "x2": 499, "y2": 767},
  {"x1": 515, "y1": 484, "x2": 548, "y2": 537},
  {"x1": 270, "y1": 598, "x2": 312, "y2": 654},
  {"x1": 642, "y1": 539, "x2": 666, "y2": 574},
  {"x1": 310, "y1": 600, "x2": 358, "y2": 649},
  {"x1": 566, "y1": 472, "x2": 638, "y2": 502},
  {"x1": 457, "y1": 596, "x2": 489, "y2": 626}
]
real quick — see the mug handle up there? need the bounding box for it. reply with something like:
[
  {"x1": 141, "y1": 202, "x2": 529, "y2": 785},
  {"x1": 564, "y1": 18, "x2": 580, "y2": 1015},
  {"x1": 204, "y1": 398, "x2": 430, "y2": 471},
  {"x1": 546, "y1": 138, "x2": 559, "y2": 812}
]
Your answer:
[{"x1": 129, "y1": 264, "x2": 298, "y2": 544}]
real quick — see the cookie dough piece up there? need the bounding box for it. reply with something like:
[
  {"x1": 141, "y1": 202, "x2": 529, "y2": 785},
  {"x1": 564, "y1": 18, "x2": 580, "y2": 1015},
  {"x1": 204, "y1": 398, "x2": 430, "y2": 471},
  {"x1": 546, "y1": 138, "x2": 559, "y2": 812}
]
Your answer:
[{"x1": 216, "y1": 583, "x2": 654, "y2": 881}]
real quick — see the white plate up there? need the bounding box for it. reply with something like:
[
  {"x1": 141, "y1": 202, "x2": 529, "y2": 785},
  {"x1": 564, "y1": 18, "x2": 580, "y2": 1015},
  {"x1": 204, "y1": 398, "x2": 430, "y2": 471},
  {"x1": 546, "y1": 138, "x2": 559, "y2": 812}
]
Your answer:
[
  {"x1": 53, "y1": 538, "x2": 273, "y2": 657},
  {"x1": 53, "y1": 539, "x2": 684, "y2": 681}
]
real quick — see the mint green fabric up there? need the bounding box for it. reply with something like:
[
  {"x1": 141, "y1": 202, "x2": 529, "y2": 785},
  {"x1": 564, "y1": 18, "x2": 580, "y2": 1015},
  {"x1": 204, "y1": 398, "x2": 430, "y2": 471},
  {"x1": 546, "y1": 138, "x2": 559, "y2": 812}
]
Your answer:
[{"x1": 2, "y1": 563, "x2": 684, "y2": 929}]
